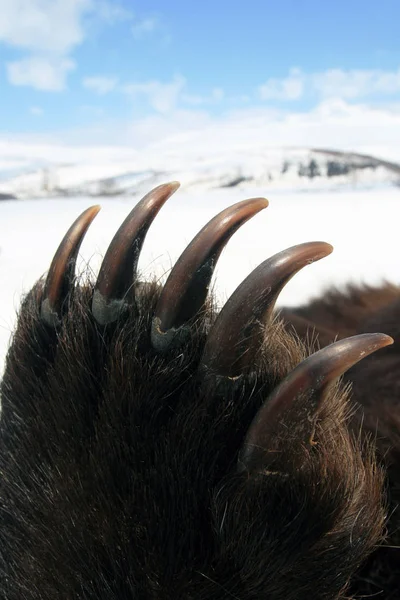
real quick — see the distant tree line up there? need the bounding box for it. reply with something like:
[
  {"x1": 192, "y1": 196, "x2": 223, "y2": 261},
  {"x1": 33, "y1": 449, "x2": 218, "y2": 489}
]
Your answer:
[
  {"x1": 294, "y1": 158, "x2": 377, "y2": 179},
  {"x1": 298, "y1": 159, "x2": 320, "y2": 178}
]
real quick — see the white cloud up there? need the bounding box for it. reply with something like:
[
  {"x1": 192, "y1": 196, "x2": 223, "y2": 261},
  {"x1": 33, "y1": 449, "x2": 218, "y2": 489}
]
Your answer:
[
  {"x1": 123, "y1": 75, "x2": 186, "y2": 113},
  {"x1": 128, "y1": 100, "x2": 400, "y2": 162},
  {"x1": 0, "y1": 0, "x2": 134, "y2": 91},
  {"x1": 13, "y1": 98, "x2": 399, "y2": 162},
  {"x1": 313, "y1": 67, "x2": 400, "y2": 98},
  {"x1": 259, "y1": 68, "x2": 305, "y2": 101},
  {"x1": 7, "y1": 56, "x2": 75, "y2": 91},
  {"x1": 0, "y1": 0, "x2": 92, "y2": 54},
  {"x1": 258, "y1": 67, "x2": 400, "y2": 103},
  {"x1": 82, "y1": 76, "x2": 118, "y2": 94},
  {"x1": 29, "y1": 106, "x2": 44, "y2": 116}
]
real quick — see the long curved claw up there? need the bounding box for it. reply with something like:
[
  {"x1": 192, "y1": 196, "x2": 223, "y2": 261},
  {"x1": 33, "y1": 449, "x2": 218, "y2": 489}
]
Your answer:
[
  {"x1": 239, "y1": 332, "x2": 394, "y2": 472},
  {"x1": 92, "y1": 182, "x2": 180, "y2": 325},
  {"x1": 151, "y1": 197, "x2": 269, "y2": 352},
  {"x1": 201, "y1": 242, "x2": 333, "y2": 377},
  {"x1": 41, "y1": 205, "x2": 101, "y2": 327}
]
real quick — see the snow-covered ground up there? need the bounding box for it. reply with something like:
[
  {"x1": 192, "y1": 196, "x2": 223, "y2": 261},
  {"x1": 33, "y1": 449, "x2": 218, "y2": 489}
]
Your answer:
[
  {"x1": 1, "y1": 142, "x2": 400, "y2": 199},
  {"x1": 1, "y1": 185, "x2": 399, "y2": 373}
]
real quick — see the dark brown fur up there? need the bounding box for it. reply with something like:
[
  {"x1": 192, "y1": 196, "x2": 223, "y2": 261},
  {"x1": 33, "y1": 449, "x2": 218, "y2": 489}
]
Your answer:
[
  {"x1": 0, "y1": 216, "x2": 396, "y2": 599},
  {"x1": 282, "y1": 285, "x2": 400, "y2": 598}
]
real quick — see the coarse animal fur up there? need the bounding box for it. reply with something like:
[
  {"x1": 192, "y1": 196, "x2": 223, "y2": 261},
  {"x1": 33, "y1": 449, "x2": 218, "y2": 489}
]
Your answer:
[
  {"x1": 0, "y1": 183, "x2": 398, "y2": 599},
  {"x1": 282, "y1": 285, "x2": 400, "y2": 598}
]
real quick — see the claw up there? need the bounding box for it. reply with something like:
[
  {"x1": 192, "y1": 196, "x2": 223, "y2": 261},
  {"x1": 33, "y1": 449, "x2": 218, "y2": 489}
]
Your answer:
[
  {"x1": 151, "y1": 197, "x2": 269, "y2": 352},
  {"x1": 41, "y1": 205, "x2": 101, "y2": 327},
  {"x1": 92, "y1": 182, "x2": 180, "y2": 325},
  {"x1": 239, "y1": 332, "x2": 394, "y2": 472},
  {"x1": 201, "y1": 242, "x2": 333, "y2": 377}
]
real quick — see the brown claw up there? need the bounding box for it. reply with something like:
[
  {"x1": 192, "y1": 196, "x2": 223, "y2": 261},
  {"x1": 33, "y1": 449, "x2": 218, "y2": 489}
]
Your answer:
[
  {"x1": 151, "y1": 197, "x2": 269, "y2": 352},
  {"x1": 92, "y1": 181, "x2": 180, "y2": 325},
  {"x1": 41, "y1": 205, "x2": 101, "y2": 327},
  {"x1": 239, "y1": 332, "x2": 394, "y2": 472},
  {"x1": 201, "y1": 241, "x2": 333, "y2": 377}
]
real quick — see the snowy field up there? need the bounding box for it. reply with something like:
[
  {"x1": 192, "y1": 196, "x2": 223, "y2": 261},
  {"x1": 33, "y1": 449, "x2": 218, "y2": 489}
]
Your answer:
[{"x1": 1, "y1": 185, "x2": 399, "y2": 372}]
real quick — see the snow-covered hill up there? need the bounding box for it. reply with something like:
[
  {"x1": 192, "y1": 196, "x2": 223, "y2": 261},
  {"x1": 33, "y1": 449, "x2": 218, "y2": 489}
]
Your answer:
[{"x1": 1, "y1": 146, "x2": 400, "y2": 199}]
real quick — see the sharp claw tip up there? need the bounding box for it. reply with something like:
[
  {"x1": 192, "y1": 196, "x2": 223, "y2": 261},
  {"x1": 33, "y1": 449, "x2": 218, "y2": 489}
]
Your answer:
[
  {"x1": 165, "y1": 180, "x2": 181, "y2": 192},
  {"x1": 251, "y1": 197, "x2": 269, "y2": 208},
  {"x1": 318, "y1": 241, "x2": 334, "y2": 256},
  {"x1": 81, "y1": 205, "x2": 101, "y2": 221},
  {"x1": 374, "y1": 333, "x2": 394, "y2": 347}
]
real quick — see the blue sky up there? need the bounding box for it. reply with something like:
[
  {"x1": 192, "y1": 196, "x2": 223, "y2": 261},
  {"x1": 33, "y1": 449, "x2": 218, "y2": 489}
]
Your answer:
[{"x1": 1, "y1": 0, "x2": 400, "y2": 147}]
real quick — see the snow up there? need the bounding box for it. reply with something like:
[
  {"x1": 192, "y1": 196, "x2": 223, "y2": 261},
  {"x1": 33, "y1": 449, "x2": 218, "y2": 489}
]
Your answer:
[
  {"x1": 1, "y1": 142, "x2": 400, "y2": 199},
  {"x1": 1, "y1": 185, "x2": 399, "y2": 374}
]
